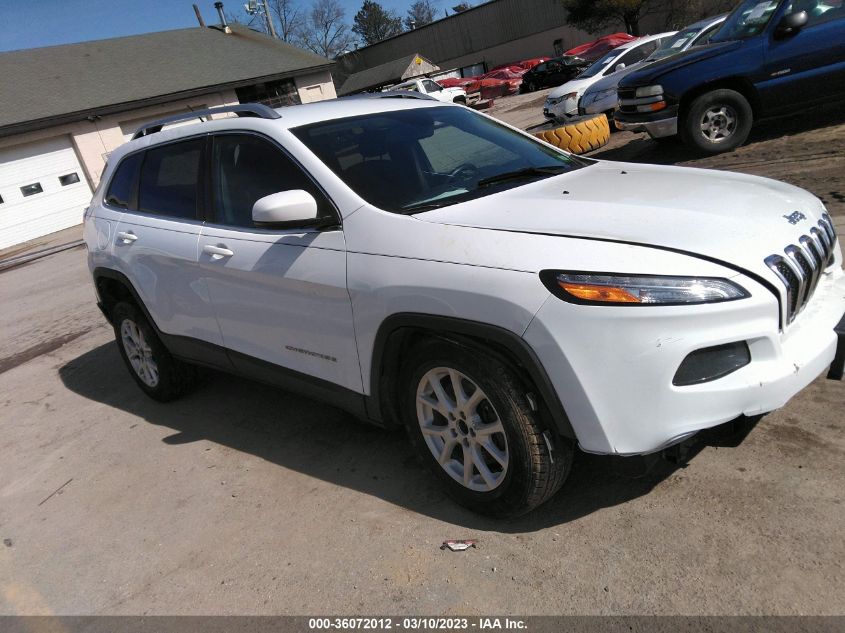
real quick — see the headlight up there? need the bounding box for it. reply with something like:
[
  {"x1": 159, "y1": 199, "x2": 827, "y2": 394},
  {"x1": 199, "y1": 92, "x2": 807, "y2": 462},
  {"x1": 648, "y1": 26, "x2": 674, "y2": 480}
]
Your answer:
[
  {"x1": 562, "y1": 92, "x2": 578, "y2": 101},
  {"x1": 635, "y1": 85, "x2": 663, "y2": 97},
  {"x1": 546, "y1": 96, "x2": 563, "y2": 106},
  {"x1": 594, "y1": 88, "x2": 617, "y2": 101},
  {"x1": 540, "y1": 271, "x2": 750, "y2": 306}
]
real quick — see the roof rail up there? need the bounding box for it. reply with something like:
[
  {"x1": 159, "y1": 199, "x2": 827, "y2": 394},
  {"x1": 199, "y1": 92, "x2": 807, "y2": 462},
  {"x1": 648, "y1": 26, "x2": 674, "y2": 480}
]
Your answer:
[
  {"x1": 346, "y1": 91, "x2": 438, "y2": 102},
  {"x1": 131, "y1": 103, "x2": 281, "y2": 140}
]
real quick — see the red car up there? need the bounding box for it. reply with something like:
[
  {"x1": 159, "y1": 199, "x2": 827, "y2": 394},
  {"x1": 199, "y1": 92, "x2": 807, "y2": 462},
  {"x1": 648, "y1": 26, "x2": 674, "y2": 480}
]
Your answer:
[{"x1": 565, "y1": 33, "x2": 638, "y2": 62}]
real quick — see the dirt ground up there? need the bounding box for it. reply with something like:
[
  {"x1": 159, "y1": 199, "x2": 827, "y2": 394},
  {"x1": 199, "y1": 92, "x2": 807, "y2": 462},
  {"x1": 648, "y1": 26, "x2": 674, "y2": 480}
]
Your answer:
[{"x1": 0, "y1": 95, "x2": 844, "y2": 616}]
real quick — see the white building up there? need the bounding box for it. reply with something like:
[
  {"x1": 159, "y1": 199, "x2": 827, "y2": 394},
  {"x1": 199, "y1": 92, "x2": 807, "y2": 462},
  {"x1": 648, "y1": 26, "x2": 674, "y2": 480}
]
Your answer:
[{"x1": 0, "y1": 23, "x2": 337, "y2": 250}]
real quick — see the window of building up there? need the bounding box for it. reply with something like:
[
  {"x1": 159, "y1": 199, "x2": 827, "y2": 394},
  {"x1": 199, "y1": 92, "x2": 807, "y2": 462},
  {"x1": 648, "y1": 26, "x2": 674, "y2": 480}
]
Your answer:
[
  {"x1": 105, "y1": 152, "x2": 143, "y2": 209},
  {"x1": 21, "y1": 183, "x2": 43, "y2": 197},
  {"x1": 211, "y1": 134, "x2": 331, "y2": 228},
  {"x1": 138, "y1": 139, "x2": 203, "y2": 219},
  {"x1": 59, "y1": 172, "x2": 80, "y2": 186},
  {"x1": 236, "y1": 79, "x2": 302, "y2": 109}
]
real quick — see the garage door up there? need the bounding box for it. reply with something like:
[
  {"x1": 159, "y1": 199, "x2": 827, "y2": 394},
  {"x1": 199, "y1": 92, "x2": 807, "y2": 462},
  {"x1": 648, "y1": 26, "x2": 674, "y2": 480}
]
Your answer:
[{"x1": 0, "y1": 136, "x2": 93, "y2": 250}]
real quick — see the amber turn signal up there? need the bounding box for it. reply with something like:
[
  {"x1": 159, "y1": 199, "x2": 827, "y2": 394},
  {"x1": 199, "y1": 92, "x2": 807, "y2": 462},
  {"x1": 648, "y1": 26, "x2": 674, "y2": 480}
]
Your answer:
[{"x1": 559, "y1": 282, "x2": 641, "y2": 303}]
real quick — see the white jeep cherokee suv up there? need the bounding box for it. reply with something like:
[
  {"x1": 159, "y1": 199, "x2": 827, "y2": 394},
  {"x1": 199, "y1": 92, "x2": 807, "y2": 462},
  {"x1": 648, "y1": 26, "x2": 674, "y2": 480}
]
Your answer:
[{"x1": 85, "y1": 97, "x2": 845, "y2": 517}]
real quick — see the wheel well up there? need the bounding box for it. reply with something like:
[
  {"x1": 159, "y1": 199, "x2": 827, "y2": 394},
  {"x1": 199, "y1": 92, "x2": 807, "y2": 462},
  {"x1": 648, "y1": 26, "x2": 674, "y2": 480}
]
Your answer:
[
  {"x1": 678, "y1": 77, "x2": 761, "y2": 123},
  {"x1": 372, "y1": 322, "x2": 575, "y2": 440},
  {"x1": 95, "y1": 275, "x2": 136, "y2": 323}
]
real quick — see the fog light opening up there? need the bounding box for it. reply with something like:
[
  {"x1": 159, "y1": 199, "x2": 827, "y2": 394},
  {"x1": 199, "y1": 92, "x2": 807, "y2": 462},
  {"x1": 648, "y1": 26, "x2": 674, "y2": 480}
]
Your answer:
[{"x1": 673, "y1": 341, "x2": 751, "y2": 387}]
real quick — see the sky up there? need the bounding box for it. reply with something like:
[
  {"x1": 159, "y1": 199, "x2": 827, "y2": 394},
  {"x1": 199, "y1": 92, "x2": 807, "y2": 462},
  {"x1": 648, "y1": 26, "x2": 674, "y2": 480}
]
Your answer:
[{"x1": 0, "y1": 0, "x2": 457, "y2": 53}]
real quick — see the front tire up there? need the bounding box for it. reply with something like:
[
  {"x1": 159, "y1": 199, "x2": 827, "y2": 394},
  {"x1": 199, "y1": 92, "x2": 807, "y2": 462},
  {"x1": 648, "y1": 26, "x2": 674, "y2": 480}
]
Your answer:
[
  {"x1": 681, "y1": 89, "x2": 752, "y2": 154},
  {"x1": 112, "y1": 301, "x2": 197, "y2": 402},
  {"x1": 401, "y1": 341, "x2": 572, "y2": 517}
]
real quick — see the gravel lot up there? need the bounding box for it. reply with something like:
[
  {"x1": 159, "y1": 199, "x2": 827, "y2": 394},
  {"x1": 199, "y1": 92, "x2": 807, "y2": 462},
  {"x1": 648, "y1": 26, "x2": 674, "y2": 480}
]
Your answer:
[{"x1": 1, "y1": 97, "x2": 843, "y2": 616}]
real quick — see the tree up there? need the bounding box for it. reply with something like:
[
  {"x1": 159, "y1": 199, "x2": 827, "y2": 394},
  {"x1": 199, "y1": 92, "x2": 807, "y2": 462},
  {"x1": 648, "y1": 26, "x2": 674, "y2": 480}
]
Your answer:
[
  {"x1": 561, "y1": 0, "x2": 664, "y2": 36},
  {"x1": 269, "y1": 0, "x2": 306, "y2": 42},
  {"x1": 451, "y1": 2, "x2": 472, "y2": 12},
  {"x1": 404, "y1": 0, "x2": 436, "y2": 30},
  {"x1": 300, "y1": 0, "x2": 355, "y2": 58},
  {"x1": 352, "y1": 1, "x2": 403, "y2": 46}
]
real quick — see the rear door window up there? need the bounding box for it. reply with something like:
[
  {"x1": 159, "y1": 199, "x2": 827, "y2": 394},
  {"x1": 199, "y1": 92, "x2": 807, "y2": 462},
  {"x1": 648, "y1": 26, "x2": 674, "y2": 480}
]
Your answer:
[{"x1": 138, "y1": 138, "x2": 203, "y2": 219}]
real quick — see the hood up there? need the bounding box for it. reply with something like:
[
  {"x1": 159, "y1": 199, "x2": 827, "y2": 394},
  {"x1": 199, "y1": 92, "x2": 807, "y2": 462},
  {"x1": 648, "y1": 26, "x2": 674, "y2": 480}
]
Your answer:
[
  {"x1": 414, "y1": 161, "x2": 827, "y2": 279},
  {"x1": 583, "y1": 61, "x2": 648, "y2": 95},
  {"x1": 548, "y1": 75, "x2": 598, "y2": 99},
  {"x1": 619, "y1": 40, "x2": 742, "y2": 86}
]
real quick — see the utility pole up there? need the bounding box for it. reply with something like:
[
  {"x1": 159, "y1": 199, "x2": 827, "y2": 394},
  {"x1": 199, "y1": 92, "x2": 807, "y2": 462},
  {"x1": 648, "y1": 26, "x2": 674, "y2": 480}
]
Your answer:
[{"x1": 261, "y1": 0, "x2": 278, "y2": 38}]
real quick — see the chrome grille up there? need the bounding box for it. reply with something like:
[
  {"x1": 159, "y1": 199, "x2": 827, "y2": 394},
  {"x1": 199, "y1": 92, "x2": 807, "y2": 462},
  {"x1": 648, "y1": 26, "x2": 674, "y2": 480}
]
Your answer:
[{"x1": 765, "y1": 213, "x2": 838, "y2": 325}]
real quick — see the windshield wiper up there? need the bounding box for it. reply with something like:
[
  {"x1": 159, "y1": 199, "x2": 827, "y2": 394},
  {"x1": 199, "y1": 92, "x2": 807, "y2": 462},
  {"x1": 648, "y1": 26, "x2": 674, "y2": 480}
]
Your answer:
[{"x1": 476, "y1": 165, "x2": 569, "y2": 188}]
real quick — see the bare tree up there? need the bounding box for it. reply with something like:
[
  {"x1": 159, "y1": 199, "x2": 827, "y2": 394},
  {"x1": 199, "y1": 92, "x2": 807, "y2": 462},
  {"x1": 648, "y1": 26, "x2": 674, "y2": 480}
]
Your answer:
[
  {"x1": 404, "y1": 0, "x2": 436, "y2": 30},
  {"x1": 269, "y1": 0, "x2": 306, "y2": 42},
  {"x1": 300, "y1": 0, "x2": 355, "y2": 58}
]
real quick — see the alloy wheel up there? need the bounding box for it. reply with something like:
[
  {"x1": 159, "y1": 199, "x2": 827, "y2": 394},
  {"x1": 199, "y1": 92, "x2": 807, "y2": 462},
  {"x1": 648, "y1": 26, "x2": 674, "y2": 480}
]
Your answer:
[
  {"x1": 120, "y1": 318, "x2": 159, "y2": 388},
  {"x1": 699, "y1": 104, "x2": 738, "y2": 143},
  {"x1": 416, "y1": 367, "x2": 509, "y2": 492}
]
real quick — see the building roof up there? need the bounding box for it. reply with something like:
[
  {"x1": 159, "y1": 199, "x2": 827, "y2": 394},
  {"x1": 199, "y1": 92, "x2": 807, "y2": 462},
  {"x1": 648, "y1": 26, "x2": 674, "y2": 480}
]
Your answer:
[
  {"x1": 0, "y1": 24, "x2": 333, "y2": 136},
  {"x1": 338, "y1": 53, "x2": 438, "y2": 95}
]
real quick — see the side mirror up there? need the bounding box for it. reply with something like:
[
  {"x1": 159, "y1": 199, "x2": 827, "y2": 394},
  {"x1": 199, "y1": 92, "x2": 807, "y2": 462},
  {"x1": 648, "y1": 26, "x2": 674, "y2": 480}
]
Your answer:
[
  {"x1": 775, "y1": 10, "x2": 808, "y2": 37},
  {"x1": 615, "y1": 62, "x2": 626, "y2": 72},
  {"x1": 252, "y1": 190, "x2": 320, "y2": 228}
]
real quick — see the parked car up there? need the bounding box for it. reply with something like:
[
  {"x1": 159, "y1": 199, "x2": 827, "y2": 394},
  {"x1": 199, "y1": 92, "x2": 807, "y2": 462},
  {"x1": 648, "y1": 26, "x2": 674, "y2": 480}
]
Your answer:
[
  {"x1": 579, "y1": 15, "x2": 726, "y2": 121},
  {"x1": 390, "y1": 77, "x2": 470, "y2": 104},
  {"x1": 85, "y1": 97, "x2": 845, "y2": 517},
  {"x1": 614, "y1": 0, "x2": 845, "y2": 152},
  {"x1": 565, "y1": 32, "x2": 638, "y2": 62},
  {"x1": 520, "y1": 55, "x2": 590, "y2": 93},
  {"x1": 544, "y1": 33, "x2": 676, "y2": 120},
  {"x1": 477, "y1": 68, "x2": 524, "y2": 93}
]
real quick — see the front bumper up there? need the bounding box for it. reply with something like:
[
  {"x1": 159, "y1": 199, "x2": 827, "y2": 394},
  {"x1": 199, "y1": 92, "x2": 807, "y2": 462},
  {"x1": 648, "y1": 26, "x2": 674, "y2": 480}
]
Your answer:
[
  {"x1": 543, "y1": 97, "x2": 578, "y2": 120},
  {"x1": 523, "y1": 268, "x2": 845, "y2": 455},
  {"x1": 615, "y1": 115, "x2": 678, "y2": 138},
  {"x1": 829, "y1": 311, "x2": 845, "y2": 379}
]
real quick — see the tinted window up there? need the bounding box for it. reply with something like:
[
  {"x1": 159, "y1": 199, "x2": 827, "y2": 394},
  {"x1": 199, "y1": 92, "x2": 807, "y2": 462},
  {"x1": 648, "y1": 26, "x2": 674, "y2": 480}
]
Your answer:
[
  {"x1": 423, "y1": 80, "x2": 443, "y2": 92},
  {"x1": 786, "y1": 0, "x2": 845, "y2": 26},
  {"x1": 211, "y1": 134, "x2": 332, "y2": 228},
  {"x1": 59, "y1": 172, "x2": 80, "y2": 186},
  {"x1": 138, "y1": 139, "x2": 203, "y2": 219},
  {"x1": 106, "y1": 153, "x2": 142, "y2": 209},
  {"x1": 711, "y1": 0, "x2": 780, "y2": 40},
  {"x1": 293, "y1": 106, "x2": 587, "y2": 213}
]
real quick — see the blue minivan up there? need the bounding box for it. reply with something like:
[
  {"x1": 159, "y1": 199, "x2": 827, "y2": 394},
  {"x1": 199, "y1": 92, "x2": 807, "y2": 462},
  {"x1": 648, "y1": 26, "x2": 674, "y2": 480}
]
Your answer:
[{"x1": 614, "y1": 0, "x2": 845, "y2": 153}]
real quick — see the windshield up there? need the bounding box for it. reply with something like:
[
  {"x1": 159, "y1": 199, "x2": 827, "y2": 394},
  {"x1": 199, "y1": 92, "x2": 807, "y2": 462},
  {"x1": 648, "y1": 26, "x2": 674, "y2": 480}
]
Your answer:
[
  {"x1": 646, "y1": 28, "x2": 699, "y2": 60},
  {"x1": 710, "y1": 0, "x2": 782, "y2": 40},
  {"x1": 292, "y1": 106, "x2": 589, "y2": 213},
  {"x1": 577, "y1": 48, "x2": 626, "y2": 78}
]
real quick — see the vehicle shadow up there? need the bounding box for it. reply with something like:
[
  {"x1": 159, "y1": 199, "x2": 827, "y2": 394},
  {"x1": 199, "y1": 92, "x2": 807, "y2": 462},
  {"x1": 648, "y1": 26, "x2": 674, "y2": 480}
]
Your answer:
[
  {"x1": 591, "y1": 103, "x2": 845, "y2": 166},
  {"x1": 58, "y1": 341, "x2": 757, "y2": 532}
]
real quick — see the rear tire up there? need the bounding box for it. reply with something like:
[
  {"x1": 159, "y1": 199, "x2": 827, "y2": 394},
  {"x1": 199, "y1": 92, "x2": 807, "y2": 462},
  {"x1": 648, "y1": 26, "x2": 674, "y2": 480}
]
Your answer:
[
  {"x1": 112, "y1": 301, "x2": 197, "y2": 402},
  {"x1": 401, "y1": 340, "x2": 572, "y2": 517},
  {"x1": 681, "y1": 89, "x2": 752, "y2": 154}
]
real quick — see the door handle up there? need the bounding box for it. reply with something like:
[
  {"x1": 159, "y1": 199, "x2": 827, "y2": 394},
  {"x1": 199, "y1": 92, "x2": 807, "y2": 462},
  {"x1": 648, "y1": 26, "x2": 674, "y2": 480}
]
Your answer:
[
  {"x1": 203, "y1": 244, "x2": 234, "y2": 258},
  {"x1": 116, "y1": 231, "x2": 137, "y2": 243}
]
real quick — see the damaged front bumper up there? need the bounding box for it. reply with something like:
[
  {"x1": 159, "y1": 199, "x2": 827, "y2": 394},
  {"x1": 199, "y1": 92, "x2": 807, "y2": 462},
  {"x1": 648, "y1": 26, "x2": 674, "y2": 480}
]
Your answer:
[{"x1": 829, "y1": 311, "x2": 845, "y2": 380}]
